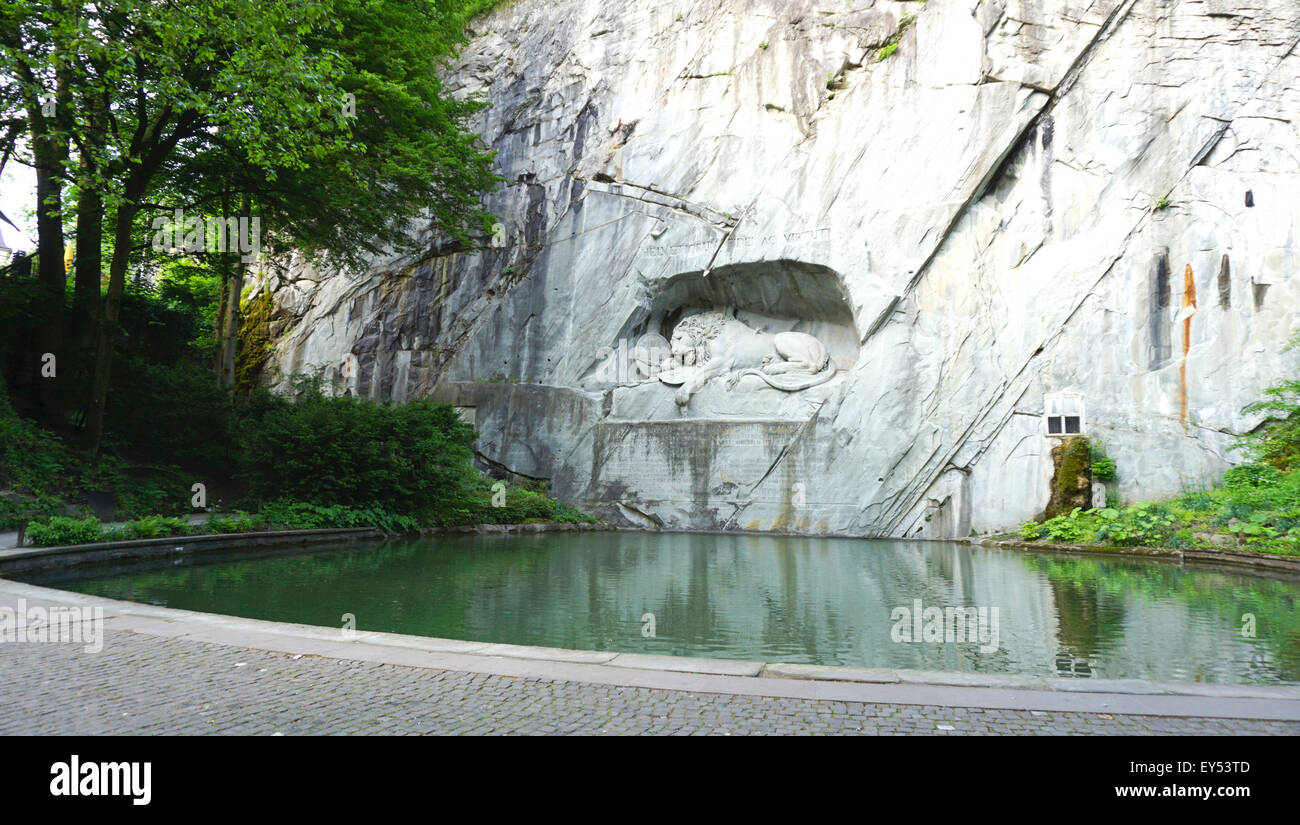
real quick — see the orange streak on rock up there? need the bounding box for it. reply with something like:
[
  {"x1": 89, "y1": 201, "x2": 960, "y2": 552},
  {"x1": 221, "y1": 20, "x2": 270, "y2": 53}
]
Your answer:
[{"x1": 1180, "y1": 264, "x2": 1197, "y2": 425}]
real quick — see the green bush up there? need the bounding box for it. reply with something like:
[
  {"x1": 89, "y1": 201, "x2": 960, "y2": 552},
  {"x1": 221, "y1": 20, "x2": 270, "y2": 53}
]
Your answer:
[
  {"x1": 106, "y1": 356, "x2": 233, "y2": 471},
  {"x1": 1223, "y1": 463, "x2": 1282, "y2": 489},
  {"x1": 1040, "y1": 507, "x2": 1098, "y2": 543},
  {"x1": 207, "y1": 511, "x2": 267, "y2": 534},
  {"x1": 0, "y1": 375, "x2": 74, "y2": 500},
  {"x1": 1089, "y1": 440, "x2": 1118, "y2": 482},
  {"x1": 25, "y1": 516, "x2": 105, "y2": 547},
  {"x1": 1092, "y1": 502, "x2": 1175, "y2": 546},
  {"x1": 259, "y1": 500, "x2": 421, "y2": 533},
  {"x1": 235, "y1": 381, "x2": 480, "y2": 524},
  {"x1": 108, "y1": 515, "x2": 193, "y2": 540},
  {"x1": 472, "y1": 482, "x2": 599, "y2": 525}
]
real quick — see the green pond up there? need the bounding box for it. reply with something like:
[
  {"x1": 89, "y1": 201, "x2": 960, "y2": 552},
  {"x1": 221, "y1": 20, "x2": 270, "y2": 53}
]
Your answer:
[{"x1": 24, "y1": 532, "x2": 1300, "y2": 684}]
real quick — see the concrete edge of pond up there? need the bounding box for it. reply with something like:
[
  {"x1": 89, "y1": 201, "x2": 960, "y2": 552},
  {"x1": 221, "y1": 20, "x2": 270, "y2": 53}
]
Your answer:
[
  {"x1": 0, "y1": 527, "x2": 387, "y2": 574},
  {"x1": 2, "y1": 578, "x2": 1298, "y2": 722}
]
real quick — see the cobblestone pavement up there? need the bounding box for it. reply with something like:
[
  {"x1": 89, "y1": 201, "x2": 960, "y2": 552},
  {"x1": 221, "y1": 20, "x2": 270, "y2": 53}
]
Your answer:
[{"x1": 1, "y1": 630, "x2": 1296, "y2": 735}]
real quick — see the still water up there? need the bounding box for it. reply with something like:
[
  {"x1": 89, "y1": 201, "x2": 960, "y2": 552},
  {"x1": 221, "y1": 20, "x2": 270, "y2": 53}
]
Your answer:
[{"x1": 26, "y1": 532, "x2": 1300, "y2": 684}]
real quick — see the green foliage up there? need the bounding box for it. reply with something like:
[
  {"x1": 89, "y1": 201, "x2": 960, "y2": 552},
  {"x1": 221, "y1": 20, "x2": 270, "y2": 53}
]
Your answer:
[
  {"x1": 1024, "y1": 453, "x2": 1300, "y2": 556},
  {"x1": 105, "y1": 515, "x2": 193, "y2": 541},
  {"x1": 235, "y1": 382, "x2": 480, "y2": 524},
  {"x1": 0, "y1": 375, "x2": 86, "y2": 528},
  {"x1": 1019, "y1": 506, "x2": 1092, "y2": 545},
  {"x1": 1094, "y1": 502, "x2": 1175, "y2": 547},
  {"x1": 25, "y1": 517, "x2": 105, "y2": 547},
  {"x1": 155, "y1": 262, "x2": 222, "y2": 358},
  {"x1": 0, "y1": 375, "x2": 73, "y2": 498},
  {"x1": 1089, "y1": 439, "x2": 1118, "y2": 482},
  {"x1": 1155, "y1": 197, "x2": 1170, "y2": 210},
  {"x1": 106, "y1": 356, "x2": 233, "y2": 470},
  {"x1": 259, "y1": 500, "x2": 421, "y2": 533},
  {"x1": 207, "y1": 511, "x2": 267, "y2": 534},
  {"x1": 1224, "y1": 462, "x2": 1283, "y2": 488},
  {"x1": 476, "y1": 484, "x2": 598, "y2": 525},
  {"x1": 1022, "y1": 502, "x2": 1176, "y2": 548},
  {"x1": 874, "y1": 12, "x2": 915, "y2": 62}
]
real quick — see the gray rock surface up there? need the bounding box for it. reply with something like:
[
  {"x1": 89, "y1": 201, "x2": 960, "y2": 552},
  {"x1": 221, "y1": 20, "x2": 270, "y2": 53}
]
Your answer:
[{"x1": 262, "y1": 0, "x2": 1300, "y2": 536}]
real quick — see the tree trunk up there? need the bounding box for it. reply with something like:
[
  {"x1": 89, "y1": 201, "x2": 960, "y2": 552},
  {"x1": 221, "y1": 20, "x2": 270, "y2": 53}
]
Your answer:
[
  {"x1": 83, "y1": 201, "x2": 138, "y2": 457},
  {"x1": 214, "y1": 191, "x2": 247, "y2": 389},
  {"x1": 30, "y1": 81, "x2": 70, "y2": 416},
  {"x1": 72, "y1": 181, "x2": 103, "y2": 416},
  {"x1": 219, "y1": 263, "x2": 243, "y2": 388}
]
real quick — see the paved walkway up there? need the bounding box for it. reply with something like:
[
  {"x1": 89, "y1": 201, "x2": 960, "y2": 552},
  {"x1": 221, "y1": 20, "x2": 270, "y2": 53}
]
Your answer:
[{"x1": 3, "y1": 628, "x2": 1296, "y2": 735}]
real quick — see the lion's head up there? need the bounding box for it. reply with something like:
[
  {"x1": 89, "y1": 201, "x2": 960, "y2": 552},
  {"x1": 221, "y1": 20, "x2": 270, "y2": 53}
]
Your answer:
[{"x1": 669, "y1": 311, "x2": 727, "y2": 366}]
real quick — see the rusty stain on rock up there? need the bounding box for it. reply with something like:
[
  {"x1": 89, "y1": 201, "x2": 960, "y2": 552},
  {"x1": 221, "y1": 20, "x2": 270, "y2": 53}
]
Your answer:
[{"x1": 1180, "y1": 263, "x2": 1197, "y2": 426}]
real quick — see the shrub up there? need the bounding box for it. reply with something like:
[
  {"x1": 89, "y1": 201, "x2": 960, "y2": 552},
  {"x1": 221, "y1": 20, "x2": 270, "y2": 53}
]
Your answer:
[
  {"x1": 105, "y1": 356, "x2": 233, "y2": 471},
  {"x1": 112, "y1": 515, "x2": 192, "y2": 540},
  {"x1": 1236, "y1": 342, "x2": 1300, "y2": 471},
  {"x1": 259, "y1": 500, "x2": 421, "y2": 533},
  {"x1": 25, "y1": 517, "x2": 104, "y2": 547},
  {"x1": 0, "y1": 375, "x2": 74, "y2": 499},
  {"x1": 1094, "y1": 502, "x2": 1176, "y2": 547},
  {"x1": 1223, "y1": 463, "x2": 1282, "y2": 489},
  {"x1": 206, "y1": 511, "x2": 267, "y2": 534},
  {"x1": 1089, "y1": 439, "x2": 1117, "y2": 482},
  {"x1": 235, "y1": 381, "x2": 480, "y2": 523}
]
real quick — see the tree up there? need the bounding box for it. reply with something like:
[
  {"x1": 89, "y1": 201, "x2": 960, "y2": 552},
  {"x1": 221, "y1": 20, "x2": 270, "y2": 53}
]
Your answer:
[{"x1": 2, "y1": 0, "x2": 504, "y2": 455}]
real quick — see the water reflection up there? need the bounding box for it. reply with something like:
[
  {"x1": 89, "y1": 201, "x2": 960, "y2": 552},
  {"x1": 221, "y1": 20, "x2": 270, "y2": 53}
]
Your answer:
[{"x1": 27, "y1": 532, "x2": 1300, "y2": 684}]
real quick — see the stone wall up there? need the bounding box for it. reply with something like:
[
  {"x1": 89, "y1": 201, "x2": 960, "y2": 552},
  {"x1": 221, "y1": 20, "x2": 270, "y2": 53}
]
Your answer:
[{"x1": 262, "y1": 0, "x2": 1300, "y2": 536}]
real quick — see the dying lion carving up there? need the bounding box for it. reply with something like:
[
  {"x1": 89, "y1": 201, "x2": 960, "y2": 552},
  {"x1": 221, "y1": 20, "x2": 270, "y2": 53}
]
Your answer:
[{"x1": 657, "y1": 311, "x2": 837, "y2": 407}]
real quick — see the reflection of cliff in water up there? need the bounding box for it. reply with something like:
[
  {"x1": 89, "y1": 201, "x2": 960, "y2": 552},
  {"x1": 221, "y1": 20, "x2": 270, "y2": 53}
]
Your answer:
[
  {"x1": 35, "y1": 533, "x2": 1300, "y2": 683},
  {"x1": 1028, "y1": 555, "x2": 1300, "y2": 683},
  {"x1": 1047, "y1": 575, "x2": 1128, "y2": 678}
]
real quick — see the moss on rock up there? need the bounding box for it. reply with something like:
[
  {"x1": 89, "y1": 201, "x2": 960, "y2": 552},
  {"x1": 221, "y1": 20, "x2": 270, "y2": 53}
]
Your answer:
[
  {"x1": 1046, "y1": 436, "x2": 1093, "y2": 519},
  {"x1": 234, "y1": 290, "x2": 276, "y2": 396}
]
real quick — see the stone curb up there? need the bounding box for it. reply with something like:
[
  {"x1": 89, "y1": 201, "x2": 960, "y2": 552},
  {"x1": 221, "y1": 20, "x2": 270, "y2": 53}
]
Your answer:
[
  {"x1": 0, "y1": 522, "x2": 624, "y2": 572},
  {"x1": 0, "y1": 528, "x2": 385, "y2": 575}
]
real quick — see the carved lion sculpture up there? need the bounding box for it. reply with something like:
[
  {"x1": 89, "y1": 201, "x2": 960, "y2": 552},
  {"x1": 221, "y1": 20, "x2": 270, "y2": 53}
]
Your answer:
[{"x1": 657, "y1": 311, "x2": 836, "y2": 407}]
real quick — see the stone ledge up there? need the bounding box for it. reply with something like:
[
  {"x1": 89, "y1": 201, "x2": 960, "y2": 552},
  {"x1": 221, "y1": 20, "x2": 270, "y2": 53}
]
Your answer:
[
  {"x1": 0, "y1": 528, "x2": 385, "y2": 575},
  {"x1": 609, "y1": 652, "x2": 765, "y2": 677},
  {"x1": 761, "y1": 663, "x2": 902, "y2": 683}
]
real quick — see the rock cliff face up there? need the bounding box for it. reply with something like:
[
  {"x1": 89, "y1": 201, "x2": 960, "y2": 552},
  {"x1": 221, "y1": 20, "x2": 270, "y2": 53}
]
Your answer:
[{"x1": 263, "y1": 0, "x2": 1300, "y2": 537}]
